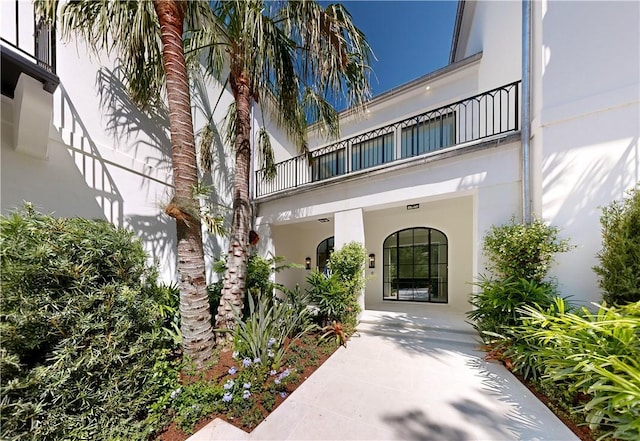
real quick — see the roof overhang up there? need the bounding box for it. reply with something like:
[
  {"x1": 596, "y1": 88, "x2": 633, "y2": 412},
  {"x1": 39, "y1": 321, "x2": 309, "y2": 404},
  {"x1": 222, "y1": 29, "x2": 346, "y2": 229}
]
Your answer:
[
  {"x1": 1, "y1": 46, "x2": 59, "y2": 99},
  {"x1": 449, "y1": 1, "x2": 466, "y2": 64}
]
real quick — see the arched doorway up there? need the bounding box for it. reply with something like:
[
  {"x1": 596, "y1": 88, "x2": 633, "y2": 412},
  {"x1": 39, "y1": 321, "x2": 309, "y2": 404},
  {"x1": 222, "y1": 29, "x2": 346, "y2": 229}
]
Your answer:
[{"x1": 383, "y1": 227, "x2": 448, "y2": 303}]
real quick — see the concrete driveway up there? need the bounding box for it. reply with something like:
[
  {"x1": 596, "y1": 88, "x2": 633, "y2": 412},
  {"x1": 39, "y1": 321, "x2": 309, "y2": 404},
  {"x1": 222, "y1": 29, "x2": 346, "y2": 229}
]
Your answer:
[{"x1": 188, "y1": 308, "x2": 578, "y2": 441}]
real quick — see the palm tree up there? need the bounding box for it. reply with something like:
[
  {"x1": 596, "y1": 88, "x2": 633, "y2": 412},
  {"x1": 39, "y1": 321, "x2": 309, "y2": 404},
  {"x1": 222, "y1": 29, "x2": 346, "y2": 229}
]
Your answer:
[
  {"x1": 38, "y1": 0, "x2": 218, "y2": 367},
  {"x1": 196, "y1": 1, "x2": 372, "y2": 336}
]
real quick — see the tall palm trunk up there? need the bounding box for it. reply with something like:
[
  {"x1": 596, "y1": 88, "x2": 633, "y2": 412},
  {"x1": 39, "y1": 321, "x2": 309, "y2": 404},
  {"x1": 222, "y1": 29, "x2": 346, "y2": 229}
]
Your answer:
[
  {"x1": 154, "y1": 0, "x2": 214, "y2": 365},
  {"x1": 215, "y1": 71, "x2": 252, "y2": 340}
]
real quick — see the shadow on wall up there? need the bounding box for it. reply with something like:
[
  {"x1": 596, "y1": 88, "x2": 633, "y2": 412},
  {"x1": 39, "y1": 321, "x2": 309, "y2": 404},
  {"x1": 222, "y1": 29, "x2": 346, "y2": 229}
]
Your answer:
[
  {"x1": 96, "y1": 66, "x2": 173, "y2": 182},
  {"x1": 542, "y1": 135, "x2": 638, "y2": 232},
  {"x1": 126, "y1": 213, "x2": 176, "y2": 276},
  {"x1": 55, "y1": 85, "x2": 124, "y2": 225}
]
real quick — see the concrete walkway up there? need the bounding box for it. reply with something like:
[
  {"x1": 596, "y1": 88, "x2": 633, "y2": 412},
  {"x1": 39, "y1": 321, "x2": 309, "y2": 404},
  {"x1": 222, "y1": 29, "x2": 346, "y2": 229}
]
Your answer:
[{"x1": 188, "y1": 307, "x2": 578, "y2": 441}]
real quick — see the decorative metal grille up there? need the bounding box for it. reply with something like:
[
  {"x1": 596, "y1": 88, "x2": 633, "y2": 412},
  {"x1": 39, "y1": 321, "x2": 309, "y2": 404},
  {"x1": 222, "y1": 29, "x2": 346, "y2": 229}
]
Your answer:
[
  {"x1": 1, "y1": 1, "x2": 56, "y2": 73},
  {"x1": 255, "y1": 81, "x2": 520, "y2": 198}
]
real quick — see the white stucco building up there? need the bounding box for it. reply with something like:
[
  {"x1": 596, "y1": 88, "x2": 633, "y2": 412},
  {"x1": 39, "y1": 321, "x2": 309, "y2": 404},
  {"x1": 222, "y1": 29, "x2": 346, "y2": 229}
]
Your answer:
[
  {"x1": 252, "y1": 0, "x2": 639, "y2": 312},
  {"x1": 2, "y1": 1, "x2": 638, "y2": 312}
]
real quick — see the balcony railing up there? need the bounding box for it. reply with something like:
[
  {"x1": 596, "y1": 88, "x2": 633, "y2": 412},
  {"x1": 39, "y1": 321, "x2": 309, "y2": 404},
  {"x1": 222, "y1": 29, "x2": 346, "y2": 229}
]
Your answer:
[
  {"x1": 255, "y1": 81, "x2": 520, "y2": 198},
  {"x1": 1, "y1": 1, "x2": 56, "y2": 73}
]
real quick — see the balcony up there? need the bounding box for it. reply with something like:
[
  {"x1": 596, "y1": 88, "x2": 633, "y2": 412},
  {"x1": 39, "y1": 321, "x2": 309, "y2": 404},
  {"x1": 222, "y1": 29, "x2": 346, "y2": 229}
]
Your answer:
[
  {"x1": 255, "y1": 81, "x2": 520, "y2": 199},
  {"x1": 1, "y1": 0, "x2": 58, "y2": 98}
]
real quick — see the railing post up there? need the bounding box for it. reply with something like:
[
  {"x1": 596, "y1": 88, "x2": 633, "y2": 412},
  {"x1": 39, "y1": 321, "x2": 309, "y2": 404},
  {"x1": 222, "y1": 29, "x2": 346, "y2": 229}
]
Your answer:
[{"x1": 514, "y1": 83, "x2": 520, "y2": 131}]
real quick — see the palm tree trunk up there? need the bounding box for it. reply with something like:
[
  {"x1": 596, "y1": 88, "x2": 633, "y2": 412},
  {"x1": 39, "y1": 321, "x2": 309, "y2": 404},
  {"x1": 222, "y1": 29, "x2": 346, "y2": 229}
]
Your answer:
[
  {"x1": 154, "y1": 0, "x2": 214, "y2": 366},
  {"x1": 215, "y1": 71, "x2": 252, "y2": 340}
]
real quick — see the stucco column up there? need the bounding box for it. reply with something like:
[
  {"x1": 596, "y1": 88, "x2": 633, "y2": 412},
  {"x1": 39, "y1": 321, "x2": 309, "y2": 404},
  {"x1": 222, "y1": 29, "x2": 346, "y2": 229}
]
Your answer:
[
  {"x1": 334, "y1": 208, "x2": 366, "y2": 314},
  {"x1": 13, "y1": 73, "x2": 53, "y2": 159}
]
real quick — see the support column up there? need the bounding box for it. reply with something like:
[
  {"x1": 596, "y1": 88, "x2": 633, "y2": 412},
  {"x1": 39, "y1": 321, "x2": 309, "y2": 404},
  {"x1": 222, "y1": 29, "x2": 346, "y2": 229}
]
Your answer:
[{"x1": 334, "y1": 208, "x2": 366, "y2": 314}]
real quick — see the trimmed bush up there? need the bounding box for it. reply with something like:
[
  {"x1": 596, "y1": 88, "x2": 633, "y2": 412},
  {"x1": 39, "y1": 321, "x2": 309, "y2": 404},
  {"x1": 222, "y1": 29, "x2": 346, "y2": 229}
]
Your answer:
[
  {"x1": 0, "y1": 205, "x2": 179, "y2": 440},
  {"x1": 483, "y1": 217, "x2": 572, "y2": 284},
  {"x1": 594, "y1": 184, "x2": 640, "y2": 305}
]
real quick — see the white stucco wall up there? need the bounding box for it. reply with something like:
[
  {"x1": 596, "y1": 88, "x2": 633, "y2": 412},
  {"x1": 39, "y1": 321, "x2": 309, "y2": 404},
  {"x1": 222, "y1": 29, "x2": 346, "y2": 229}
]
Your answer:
[
  {"x1": 1, "y1": 12, "x2": 240, "y2": 283},
  {"x1": 531, "y1": 0, "x2": 640, "y2": 306},
  {"x1": 454, "y1": 0, "x2": 521, "y2": 93},
  {"x1": 363, "y1": 196, "x2": 474, "y2": 312},
  {"x1": 257, "y1": 139, "x2": 522, "y2": 312}
]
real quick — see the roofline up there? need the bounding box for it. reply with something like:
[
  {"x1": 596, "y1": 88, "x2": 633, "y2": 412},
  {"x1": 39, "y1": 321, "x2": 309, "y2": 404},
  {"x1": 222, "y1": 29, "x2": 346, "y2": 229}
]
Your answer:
[
  {"x1": 449, "y1": 0, "x2": 466, "y2": 64},
  {"x1": 363, "y1": 51, "x2": 482, "y2": 109}
]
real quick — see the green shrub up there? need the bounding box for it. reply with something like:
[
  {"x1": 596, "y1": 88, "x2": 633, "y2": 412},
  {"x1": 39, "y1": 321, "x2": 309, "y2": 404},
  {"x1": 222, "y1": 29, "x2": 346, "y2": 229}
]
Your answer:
[
  {"x1": 594, "y1": 184, "x2": 640, "y2": 305},
  {"x1": 232, "y1": 293, "x2": 316, "y2": 370},
  {"x1": 483, "y1": 217, "x2": 572, "y2": 284},
  {"x1": 507, "y1": 300, "x2": 640, "y2": 440},
  {"x1": 0, "y1": 205, "x2": 179, "y2": 440},
  {"x1": 468, "y1": 276, "x2": 557, "y2": 338},
  {"x1": 327, "y1": 241, "x2": 366, "y2": 326},
  {"x1": 306, "y1": 270, "x2": 352, "y2": 325},
  {"x1": 468, "y1": 218, "x2": 571, "y2": 343},
  {"x1": 209, "y1": 254, "x2": 299, "y2": 319}
]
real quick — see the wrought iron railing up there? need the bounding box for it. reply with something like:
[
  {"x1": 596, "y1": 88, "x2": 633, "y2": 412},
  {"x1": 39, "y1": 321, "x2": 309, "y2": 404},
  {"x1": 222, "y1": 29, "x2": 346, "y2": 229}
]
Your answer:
[
  {"x1": 255, "y1": 81, "x2": 520, "y2": 198},
  {"x1": 1, "y1": 1, "x2": 56, "y2": 73}
]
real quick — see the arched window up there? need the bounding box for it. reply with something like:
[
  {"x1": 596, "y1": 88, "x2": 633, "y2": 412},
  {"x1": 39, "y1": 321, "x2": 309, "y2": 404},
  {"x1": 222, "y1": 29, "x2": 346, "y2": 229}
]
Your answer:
[
  {"x1": 383, "y1": 228, "x2": 448, "y2": 303},
  {"x1": 316, "y1": 237, "x2": 334, "y2": 273}
]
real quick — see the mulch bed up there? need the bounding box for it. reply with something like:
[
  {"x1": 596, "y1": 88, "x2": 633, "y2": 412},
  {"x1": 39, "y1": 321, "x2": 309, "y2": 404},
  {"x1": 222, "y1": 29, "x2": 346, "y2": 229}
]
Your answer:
[
  {"x1": 513, "y1": 373, "x2": 596, "y2": 441},
  {"x1": 154, "y1": 337, "x2": 336, "y2": 441}
]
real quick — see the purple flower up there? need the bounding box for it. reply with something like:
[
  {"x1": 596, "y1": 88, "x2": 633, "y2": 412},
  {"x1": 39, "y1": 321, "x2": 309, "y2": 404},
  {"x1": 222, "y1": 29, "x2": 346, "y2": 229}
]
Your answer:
[
  {"x1": 243, "y1": 382, "x2": 251, "y2": 389},
  {"x1": 269, "y1": 370, "x2": 277, "y2": 376},
  {"x1": 267, "y1": 337, "x2": 276, "y2": 348},
  {"x1": 228, "y1": 366, "x2": 237, "y2": 375},
  {"x1": 170, "y1": 387, "x2": 182, "y2": 399},
  {"x1": 223, "y1": 380, "x2": 235, "y2": 390},
  {"x1": 280, "y1": 392, "x2": 287, "y2": 398},
  {"x1": 253, "y1": 357, "x2": 261, "y2": 364},
  {"x1": 274, "y1": 378, "x2": 281, "y2": 385},
  {"x1": 267, "y1": 349, "x2": 275, "y2": 358},
  {"x1": 222, "y1": 392, "x2": 233, "y2": 402},
  {"x1": 242, "y1": 358, "x2": 252, "y2": 368},
  {"x1": 279, "y1": 369, "x2": 291, "y2": 379},
  {"x1": 243, "y1": 390, "x2": 251, "y2": 400}
]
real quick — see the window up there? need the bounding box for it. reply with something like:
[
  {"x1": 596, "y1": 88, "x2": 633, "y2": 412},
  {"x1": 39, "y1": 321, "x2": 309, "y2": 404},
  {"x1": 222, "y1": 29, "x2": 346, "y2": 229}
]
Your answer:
[
  {"x1": 383, "y1": 227, "x2": 448, "y2": 303},
  {"x1": 311, "y1": 149, "x2": 345, "y2": 182},
  {"x1": 401, "y1": 112, "x2": 455, "y2": 158},
  {"x1": 316, "y1": 237, "x2": 334, "y2": 273},
  {"x1": 351, "y1": 133, "x2": 394, "y2": 171}
]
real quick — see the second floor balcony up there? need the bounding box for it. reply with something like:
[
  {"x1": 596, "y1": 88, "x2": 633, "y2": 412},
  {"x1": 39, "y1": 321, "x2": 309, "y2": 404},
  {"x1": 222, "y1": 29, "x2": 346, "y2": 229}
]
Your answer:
[
  {"x1": 255, "y1": 81, "x2": 521, "y2": 199},
  {"x1": 1, "y1": 0, "x2": 58, "y2": 98}
]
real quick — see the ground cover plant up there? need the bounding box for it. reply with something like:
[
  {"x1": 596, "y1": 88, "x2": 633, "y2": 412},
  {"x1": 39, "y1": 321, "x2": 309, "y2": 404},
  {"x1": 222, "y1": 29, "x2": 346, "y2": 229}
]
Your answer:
[
  {"x1": 0, "y1": 205, "x2": 180, "y2": 440},
  {"x1": 506, "y1": 300, "x2": 640, "y2": 440},
  {"x1": 155, "y1": 334, "x2": 338, "y2": 440},
  {"x1": 156, "y1": 243, "x2": 366, "y2": 439}
]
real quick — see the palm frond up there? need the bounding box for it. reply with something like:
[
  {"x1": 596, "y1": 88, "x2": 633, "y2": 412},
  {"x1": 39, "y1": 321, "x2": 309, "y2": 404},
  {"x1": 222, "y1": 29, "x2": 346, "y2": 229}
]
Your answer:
[{"x1": 257, "y1": 127, "x2": 276, "y2": 181}]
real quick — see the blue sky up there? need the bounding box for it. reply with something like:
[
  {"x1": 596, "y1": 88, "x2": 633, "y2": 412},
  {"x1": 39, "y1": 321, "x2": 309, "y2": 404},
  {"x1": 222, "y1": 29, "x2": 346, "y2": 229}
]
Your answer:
[{"x1": 339, "y1": 1, "x2": 459, "y2": 97}]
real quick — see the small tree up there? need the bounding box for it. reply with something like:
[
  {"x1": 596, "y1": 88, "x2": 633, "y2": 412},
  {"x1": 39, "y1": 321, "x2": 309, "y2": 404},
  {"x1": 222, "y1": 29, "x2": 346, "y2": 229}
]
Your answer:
[{"x1": 594, "y1": 184, "x2": 640, "y2": 305}]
